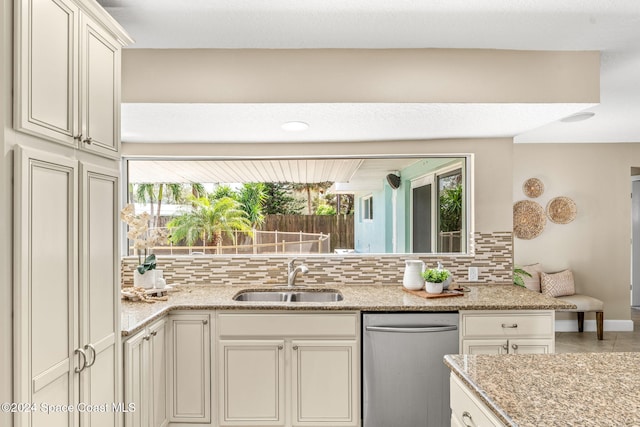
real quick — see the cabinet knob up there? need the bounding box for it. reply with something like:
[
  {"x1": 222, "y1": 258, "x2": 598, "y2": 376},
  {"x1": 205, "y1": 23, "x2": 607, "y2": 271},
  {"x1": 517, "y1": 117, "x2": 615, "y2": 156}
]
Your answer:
[
  {"x1": 83, "y1": 137, "x2": 93, "y2": 145},
  {"x1": 203, "y1": 319, "x2": 208, "y2": 325},
  {"x1": 502, "y1": 344, "x2": 509, "y2": 351},
  {"x1": 511, "y1": 344, "x2": 519, "y2": 351},
  {"x1": 501, "y1": 323, "x2": 518, "y2": 329},
  {"x1": 292, "y1": 345, "x2": 299, "y2": 350},
  {"x1": 278, "y1": 345, "x2": 283, "y2": 350},
  {"x1": 143, "y1": 335, "x2": 151, "y2": 341},
  {"x1": 150, "y1": 331, "x2": 157, "y2": 337},
  {"x1": 462, "y1": 411, "x2": 474, "y2": 427},
  {"x1": 74, "y1": 134, "x2": 82, "y2": 141}
]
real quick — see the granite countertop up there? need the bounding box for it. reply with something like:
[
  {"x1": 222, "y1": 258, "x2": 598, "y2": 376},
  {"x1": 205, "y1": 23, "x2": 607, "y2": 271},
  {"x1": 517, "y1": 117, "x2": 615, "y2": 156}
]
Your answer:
[
  {"x1": 120, "y1": 283, "x2": 574, "y2": 336},
  {"x1": 445, "y1": 353, "x2": 640, "y2": 426}
]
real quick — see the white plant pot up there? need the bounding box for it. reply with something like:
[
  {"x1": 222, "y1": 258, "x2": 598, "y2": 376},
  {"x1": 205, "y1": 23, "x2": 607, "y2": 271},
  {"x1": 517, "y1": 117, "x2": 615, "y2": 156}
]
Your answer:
[
  {"x1": 425, "y1": 281, "x2": 444, "y2": 294},
  {"x1": 442, "y1": 276, "x2": 453, "y2": 290},
  {"x1": 133, "y1": 269, "x2": 156, "y2": 289}
]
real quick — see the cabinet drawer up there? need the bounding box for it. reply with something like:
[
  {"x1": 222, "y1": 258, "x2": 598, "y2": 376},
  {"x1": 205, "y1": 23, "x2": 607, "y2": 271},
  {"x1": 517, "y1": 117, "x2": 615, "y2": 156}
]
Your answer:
[
  {"x1": 461, "y1": 311, "x2": 553, "y2": 338},
  {"x1": 218, "y1": 312, "x2": 358, "y2": 338},
  {"x1": 450, "y1": 374, "x2": 504, "y2": 427}
]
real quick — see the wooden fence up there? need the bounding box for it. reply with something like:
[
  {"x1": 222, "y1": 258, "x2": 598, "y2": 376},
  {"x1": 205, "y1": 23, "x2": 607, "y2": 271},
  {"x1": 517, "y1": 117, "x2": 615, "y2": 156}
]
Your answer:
[
  {"x1": 147, "y1": 214, "x2": 354, "y2": 255},
  {"x1": 261, "y1": 214, "x2": 354, "y2": 253}
]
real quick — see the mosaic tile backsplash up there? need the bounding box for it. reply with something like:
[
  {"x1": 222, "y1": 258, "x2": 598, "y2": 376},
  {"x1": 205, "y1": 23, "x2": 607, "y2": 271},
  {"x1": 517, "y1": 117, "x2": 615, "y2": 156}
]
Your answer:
[{"x1": 121, "y1": 232, "x2": 513, "y2": 287}]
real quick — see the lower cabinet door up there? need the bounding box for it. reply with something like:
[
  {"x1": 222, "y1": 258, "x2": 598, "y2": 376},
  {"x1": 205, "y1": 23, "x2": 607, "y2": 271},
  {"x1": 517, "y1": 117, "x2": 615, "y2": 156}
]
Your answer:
[
  {"x1": 508, "y1": 338, "x2": 552, "y2": 354},
  {"x1": 149, "y1": 318, "x2": 168, "y2": 427},
  {"x1": 123, "y1": 329, "x2": 149, "y2": 427},
  {"x1": 168, "y1": 313, "x2": 211, "y2": 424},
  {"x1": 461, "y1": 339, "x2": 509, "y2": 355},
  {"x1": 291, "y1": 340, "x2": 359, "y2": 427},
  {"x1": 219, "y1": 340, "x2": 285, "y2": 426}
]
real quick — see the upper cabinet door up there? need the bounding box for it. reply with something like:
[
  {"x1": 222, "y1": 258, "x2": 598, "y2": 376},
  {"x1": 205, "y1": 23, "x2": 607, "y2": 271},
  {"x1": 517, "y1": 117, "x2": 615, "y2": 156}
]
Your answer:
[
  {"x1": 14, "y1": 0, "x2": 129, "y2": 157},
  {"x1": 15, "y1": 0, "x2": 80, "y2": 147},
  {"x1": 79, "y1": 16, "x2": 121, "y2": 158}
]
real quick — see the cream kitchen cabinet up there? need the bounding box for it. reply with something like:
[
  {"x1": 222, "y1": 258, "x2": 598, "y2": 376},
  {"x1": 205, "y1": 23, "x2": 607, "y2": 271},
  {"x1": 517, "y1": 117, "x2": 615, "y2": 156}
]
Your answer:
[
  {"x1": 167, "y1": 312, "x2": 212, "y2": 425},
  {"x1": 123, "y1": 318, "x2": 168, "y2": 427},
  {"x1": 218, "y1": 339, "x2": 285, "y2": 426},
  {"x1": 450, "y1": 374, "x2": 505, "y2": 427},
  {"x1": 14, "y1": 146, "x2": 121, "y2": 427},
  {"x1": 459, "y1": 310, "x2": 555, "y2": 355},
  {"x1": 14, "y1": 0, "x2": 131, "y2": 158},
  {"x1": 217, "y1": 312, "x2": 360, "y2": 427}
]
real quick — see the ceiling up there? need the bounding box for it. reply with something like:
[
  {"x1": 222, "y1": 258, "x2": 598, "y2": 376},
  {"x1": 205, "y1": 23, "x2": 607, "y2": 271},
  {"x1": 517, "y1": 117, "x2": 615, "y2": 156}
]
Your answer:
[{"x1": 99, "y1": 0, "x2": 640, "y2": 145}]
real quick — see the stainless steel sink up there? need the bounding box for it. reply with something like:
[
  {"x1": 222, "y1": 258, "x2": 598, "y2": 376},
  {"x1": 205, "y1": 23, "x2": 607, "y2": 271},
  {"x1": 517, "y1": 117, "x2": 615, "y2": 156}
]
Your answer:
[{"x1": 233, "y1": 289, "x2": 343, "y2": 302}]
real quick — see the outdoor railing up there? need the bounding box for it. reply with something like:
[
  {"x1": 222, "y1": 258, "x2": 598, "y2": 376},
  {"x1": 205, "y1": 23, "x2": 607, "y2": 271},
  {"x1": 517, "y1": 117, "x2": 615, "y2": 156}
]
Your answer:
[{"x1": 130, "y1": 228, "x2": 331, "y2": 255}]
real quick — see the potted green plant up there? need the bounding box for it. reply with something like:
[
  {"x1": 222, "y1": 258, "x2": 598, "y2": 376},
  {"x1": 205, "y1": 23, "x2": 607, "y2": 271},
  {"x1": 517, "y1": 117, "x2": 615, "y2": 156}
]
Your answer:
[
  {"x1": 513, "y1": 266, "x2": 532, "y2": 287},
  {"x1": 422, "y1": 268, "x2": 452, "y2": 294}
]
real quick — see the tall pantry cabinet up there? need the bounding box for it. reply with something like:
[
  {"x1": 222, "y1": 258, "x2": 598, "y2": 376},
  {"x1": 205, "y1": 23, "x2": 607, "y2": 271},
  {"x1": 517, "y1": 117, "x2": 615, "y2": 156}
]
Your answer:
[{"x1": 12, "y1": 0, "x2": 131, "y2": 426}]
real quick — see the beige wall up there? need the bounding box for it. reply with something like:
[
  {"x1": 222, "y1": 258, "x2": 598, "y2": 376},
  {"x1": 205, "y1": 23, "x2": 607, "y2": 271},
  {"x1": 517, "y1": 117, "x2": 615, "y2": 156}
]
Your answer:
[
  {"x1": 514, "y1": 143, "x2": 638, "y2": 321},
  {"x1": 122, "y1": 49, "x2": 599, "y2": 103}
]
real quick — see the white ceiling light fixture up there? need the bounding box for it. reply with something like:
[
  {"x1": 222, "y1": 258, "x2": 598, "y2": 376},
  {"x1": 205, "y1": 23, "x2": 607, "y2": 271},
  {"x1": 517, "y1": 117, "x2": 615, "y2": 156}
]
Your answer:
[
  {"x1": 281, "y1": 121, "x2": 310, "y2": 132},
  {"x1": 560, "y1": 112, "x2": 596, "y2": 123}
]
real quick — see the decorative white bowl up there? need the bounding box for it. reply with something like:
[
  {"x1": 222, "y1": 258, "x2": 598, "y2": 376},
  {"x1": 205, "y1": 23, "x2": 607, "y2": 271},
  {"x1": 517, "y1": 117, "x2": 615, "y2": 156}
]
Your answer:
[{"x1": 425, "y1": 281, "x2": 444, "y2": 294}]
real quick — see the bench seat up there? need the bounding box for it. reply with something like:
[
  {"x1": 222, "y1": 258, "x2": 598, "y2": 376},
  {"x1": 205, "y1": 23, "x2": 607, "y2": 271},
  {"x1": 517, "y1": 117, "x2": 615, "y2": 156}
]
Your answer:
[{"x1": 556, "y1": 294, "x2": 604, "y2": 340}]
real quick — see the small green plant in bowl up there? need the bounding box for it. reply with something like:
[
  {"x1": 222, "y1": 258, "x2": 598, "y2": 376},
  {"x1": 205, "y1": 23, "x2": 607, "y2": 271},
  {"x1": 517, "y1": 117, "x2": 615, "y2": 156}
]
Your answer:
[
  {"x1": 422, "y1": 268, "x2": 451, "y2": 283},
  {"x1": 422, "y1": 268, "x2": 452, "y2": 294}
]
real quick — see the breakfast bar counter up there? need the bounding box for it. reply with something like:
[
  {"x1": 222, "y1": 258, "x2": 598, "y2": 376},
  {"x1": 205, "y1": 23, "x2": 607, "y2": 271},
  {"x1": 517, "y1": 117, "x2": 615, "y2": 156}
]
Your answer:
[{"x1": 445, "y1": 352, "x2": 640, "y2": 426}]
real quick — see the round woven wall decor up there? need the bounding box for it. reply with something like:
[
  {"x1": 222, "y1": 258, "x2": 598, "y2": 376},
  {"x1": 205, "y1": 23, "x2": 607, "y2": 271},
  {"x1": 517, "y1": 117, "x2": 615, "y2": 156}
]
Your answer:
[
  {"x1": 546, "y1": 196, "x2": 577, "y2": 224},
  {"x1": 513, "y1": 200, "x2": 546, "y2": 239},
  {"x1": 522, "y1": 178, "x2": 544, "y2": 198}
]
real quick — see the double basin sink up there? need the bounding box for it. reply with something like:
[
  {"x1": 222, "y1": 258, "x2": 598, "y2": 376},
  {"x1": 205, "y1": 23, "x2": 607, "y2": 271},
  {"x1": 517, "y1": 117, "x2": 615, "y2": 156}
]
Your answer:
[{"x1": 233, "y1": 288, "x2": 343, "y2": 303}]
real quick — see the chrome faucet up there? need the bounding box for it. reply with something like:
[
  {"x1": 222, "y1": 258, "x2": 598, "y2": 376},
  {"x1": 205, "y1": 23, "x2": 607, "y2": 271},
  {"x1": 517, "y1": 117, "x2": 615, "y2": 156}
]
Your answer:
[{"x1": 287, "y1": 258, "x2": 309, "y2": 287}]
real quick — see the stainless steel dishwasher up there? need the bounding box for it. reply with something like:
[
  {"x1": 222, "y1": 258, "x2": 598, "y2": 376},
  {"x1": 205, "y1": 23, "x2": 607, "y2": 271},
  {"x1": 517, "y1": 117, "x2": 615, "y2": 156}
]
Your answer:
[{"x1": 362, "y1": 312, "x2": 459, "y2": 427}]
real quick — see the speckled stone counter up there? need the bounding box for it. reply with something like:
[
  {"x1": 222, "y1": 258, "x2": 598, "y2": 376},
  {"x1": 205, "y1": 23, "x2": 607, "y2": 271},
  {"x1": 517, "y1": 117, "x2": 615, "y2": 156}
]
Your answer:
[
  {"x1": 445, "y1": 352, "x2": 640, "y2": 426},
  {"x1": 121, "y1": 284, "x2": 574, "y2": 336}
]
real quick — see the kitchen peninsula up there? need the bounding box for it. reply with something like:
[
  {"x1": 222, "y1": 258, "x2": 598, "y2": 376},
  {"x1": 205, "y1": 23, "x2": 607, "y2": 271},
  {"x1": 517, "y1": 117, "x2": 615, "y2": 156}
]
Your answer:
[{"x1": 446, "y1": 352, "x2": 640, "y2": 426}]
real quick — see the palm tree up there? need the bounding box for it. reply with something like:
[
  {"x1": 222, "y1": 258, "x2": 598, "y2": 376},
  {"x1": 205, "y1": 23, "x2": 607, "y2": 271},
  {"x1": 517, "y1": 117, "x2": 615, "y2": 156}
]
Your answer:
[
  {"x1": 292, "y1": 182, "x2": 333, "y2": 214},
  {"x1": 237, "y1": 183, "x2": 267, "y2": 228},
  {"x1": 135, "y1": 183, "x2": 156, "y2": 216},
  {"x1": 155, "y1": 183, "x2": 183, "y2": 227},
  {"x1": 167, "y1": 196, "x2": 252, "y2": 253}
]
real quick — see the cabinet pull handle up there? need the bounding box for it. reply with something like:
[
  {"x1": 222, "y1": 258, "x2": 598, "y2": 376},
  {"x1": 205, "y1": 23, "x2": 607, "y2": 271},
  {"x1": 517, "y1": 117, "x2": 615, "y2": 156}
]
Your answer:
[
  {"x1": 74, "y1": 348, "x2": 87, "y2": 373},
  {"x1": 462, "y1": 411, "x2": 474, "y2": 427},
  {"x1": 84, "y1": 344, "x2": 97, "y2": 368},
  {"x1": 512, "y1": 344, "x2": 519, "y2": 351},
  {"x1": 150, "y1": 331, "x2": 157, "y2": 337},
  {"x1": 501, "y1": 323, "x2": 518, "y2": 328},
  {"x1": 203, "y1": 319, "x2": 208, "y2": 325},
  {"x1": 83, "y1": 137, "x2": 92, "y2": 145},
  {"x1": 293, "y1": 345, "x2": 299, "y2": 350}
]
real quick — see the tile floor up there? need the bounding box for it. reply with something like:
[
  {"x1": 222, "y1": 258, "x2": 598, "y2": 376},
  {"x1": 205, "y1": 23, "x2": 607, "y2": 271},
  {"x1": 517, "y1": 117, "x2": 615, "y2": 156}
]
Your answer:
[{"x1": 555, "y1": 308, "x2": 640, "y2": 353}]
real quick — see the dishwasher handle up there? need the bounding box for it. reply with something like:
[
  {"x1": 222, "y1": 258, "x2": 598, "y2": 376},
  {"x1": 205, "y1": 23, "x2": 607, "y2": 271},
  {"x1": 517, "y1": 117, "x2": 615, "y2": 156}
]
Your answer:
[{"x1": 365, "y1": 325, "x2": 457, "y2": 333}]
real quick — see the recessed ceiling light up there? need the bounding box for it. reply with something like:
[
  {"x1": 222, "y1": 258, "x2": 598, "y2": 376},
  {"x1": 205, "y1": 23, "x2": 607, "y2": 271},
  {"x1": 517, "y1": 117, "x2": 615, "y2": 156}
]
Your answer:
[
  {"x1": 281, "y1": 121, "x2": 310, "y2": 132},
  {"x1": 560, "y1": 112, "x2": 596, "y2": 123}
]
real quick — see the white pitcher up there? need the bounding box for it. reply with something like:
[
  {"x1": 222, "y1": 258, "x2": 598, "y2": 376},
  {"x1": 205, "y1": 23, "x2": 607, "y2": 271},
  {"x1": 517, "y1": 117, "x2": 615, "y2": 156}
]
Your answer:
[{"x1": 403, "y1": 260, "x2": 425, "y2": 290}]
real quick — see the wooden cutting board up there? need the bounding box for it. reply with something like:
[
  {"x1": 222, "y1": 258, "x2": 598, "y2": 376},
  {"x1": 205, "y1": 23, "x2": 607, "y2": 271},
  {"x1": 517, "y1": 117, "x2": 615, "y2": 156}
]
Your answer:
[{"x1": 403, "y1": 287, "x2": 465, "y2": 299}]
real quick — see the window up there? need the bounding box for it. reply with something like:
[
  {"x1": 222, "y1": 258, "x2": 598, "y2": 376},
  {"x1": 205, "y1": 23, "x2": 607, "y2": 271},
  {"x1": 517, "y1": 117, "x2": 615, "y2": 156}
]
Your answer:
[{"x1": 362, "y1": 196, "x2": 373, "y2": 221}]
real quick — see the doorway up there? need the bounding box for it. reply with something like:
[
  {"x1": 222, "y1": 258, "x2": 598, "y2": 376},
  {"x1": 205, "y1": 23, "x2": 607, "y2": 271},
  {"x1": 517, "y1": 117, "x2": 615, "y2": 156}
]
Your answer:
[
  {"x1": 632, "y1": 176, "x2": 640, "y2": 307},
  {"x1": 412, "y1": 181, "x2": 432, "y2": 253}
]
